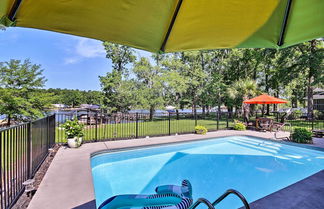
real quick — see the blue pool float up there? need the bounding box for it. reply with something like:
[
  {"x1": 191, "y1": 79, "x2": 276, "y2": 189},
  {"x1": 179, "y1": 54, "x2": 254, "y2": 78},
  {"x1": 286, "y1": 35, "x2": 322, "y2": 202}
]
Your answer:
[{"x1": 98, "y1": 180, "x2": 193, "y2": 209}]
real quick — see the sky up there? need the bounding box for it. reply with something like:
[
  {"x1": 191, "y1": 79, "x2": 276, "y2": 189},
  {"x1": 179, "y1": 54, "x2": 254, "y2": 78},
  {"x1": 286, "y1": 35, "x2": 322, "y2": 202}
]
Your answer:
[{"x1": 0, "y1": 27, "x2": 151, "y2": 90}]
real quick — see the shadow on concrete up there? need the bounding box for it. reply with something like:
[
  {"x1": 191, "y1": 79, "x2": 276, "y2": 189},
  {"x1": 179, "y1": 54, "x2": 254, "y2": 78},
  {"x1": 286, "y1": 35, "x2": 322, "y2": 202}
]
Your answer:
[{"x1": 72, "y1": 200, "x2": 96, "y2": 209}]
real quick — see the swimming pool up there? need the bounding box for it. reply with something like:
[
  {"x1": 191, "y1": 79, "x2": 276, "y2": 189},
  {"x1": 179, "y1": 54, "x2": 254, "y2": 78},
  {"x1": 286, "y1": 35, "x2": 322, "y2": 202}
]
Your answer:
[{"x1": 91, "y1": 136, "x2": 324, "y2": 209}]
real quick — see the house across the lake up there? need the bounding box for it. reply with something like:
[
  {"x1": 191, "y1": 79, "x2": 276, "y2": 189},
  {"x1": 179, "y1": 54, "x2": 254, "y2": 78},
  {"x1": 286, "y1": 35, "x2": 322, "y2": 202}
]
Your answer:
[{"x1": 312, "y1": 88, "x2": 324, "y2": 111}]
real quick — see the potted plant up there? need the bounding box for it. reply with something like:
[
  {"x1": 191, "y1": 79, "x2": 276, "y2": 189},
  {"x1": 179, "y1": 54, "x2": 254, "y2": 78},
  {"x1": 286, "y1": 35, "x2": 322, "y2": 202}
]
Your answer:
[
  {"x1": 195, "y1": 125, "x2": 208, "y2": 135},
  {"x1": 61, "y1": 118, "x2": 84, "y2": 148}
]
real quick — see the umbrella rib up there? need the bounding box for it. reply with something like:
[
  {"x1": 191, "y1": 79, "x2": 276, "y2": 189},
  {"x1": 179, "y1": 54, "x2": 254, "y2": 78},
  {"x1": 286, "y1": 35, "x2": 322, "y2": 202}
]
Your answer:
[
  {"x1": 160, "y1": 0, "x2": 183, "y2": 52},
  {"x1": 8, "y1": 0, "x2": 24, "y2": 21},
  {"x1": 277, "y1": 0, "x2": 293, "y2": 46}
]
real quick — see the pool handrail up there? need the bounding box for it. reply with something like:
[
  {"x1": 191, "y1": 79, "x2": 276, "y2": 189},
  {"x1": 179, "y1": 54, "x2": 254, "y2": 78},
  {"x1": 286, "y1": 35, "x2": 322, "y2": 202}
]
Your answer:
[
  {"x1": 212, "y1": 189, "x2": 250, "y2": 209},
  {"x1": 189, "y1": 198, "x2": 215, "y2": 209},
  {"x1": 274, "y1": 122, "x2": 292, "y2": 140},
  {"x1": 189, "y1": 189, "x2": 250, "y2": 209}
]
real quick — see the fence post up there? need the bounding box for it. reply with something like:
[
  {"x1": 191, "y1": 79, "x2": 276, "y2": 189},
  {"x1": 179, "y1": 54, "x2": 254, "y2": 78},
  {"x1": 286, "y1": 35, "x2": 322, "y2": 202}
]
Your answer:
[
  {"x1": 312, "y1": 113, "x2": 314, "y2": 131},
  {"x1": 47, "y1": 116, "x2": 50, "y2": 149},
  {"x1": 95, "y1": 112, "x2": 98, "y2": 141},
  {"x1": 168, "y1": 112, "x2": 171, "y2": 136},
  {"x1": 217, "y1": 112, "x2": 219, "y2": 130},
  {"x1": 27, "y1": 122, "x2": 32, "y2": 178},
  {"x1": 53, "y1": 114, "x2": 56, "y2": 146},
  {"x1": 226, "y1": 112, "x2": 229, "y2": 129},
  {"x1": 136, "y1": 113, "x2": 139, "y2": 139}
]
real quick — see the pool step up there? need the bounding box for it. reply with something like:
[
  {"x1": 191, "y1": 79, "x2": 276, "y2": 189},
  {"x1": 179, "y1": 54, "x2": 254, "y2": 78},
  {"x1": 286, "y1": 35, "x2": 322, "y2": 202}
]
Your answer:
[
  {"x1": 228, "y1": 139, "x2": 281, "y2": 154},
  {"x1": 228, "y1": 138, "x2": 308, "y2": 162}
]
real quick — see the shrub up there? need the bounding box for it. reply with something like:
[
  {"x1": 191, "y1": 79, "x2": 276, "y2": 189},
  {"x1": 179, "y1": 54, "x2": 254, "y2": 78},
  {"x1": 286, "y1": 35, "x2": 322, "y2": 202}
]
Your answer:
[
  {"x1": 313, "y1": 110, "x2": 324, "y2": 120},
  {"x1": 233, "y1": 120, "x2": 246, "y2": 131},
  {"x1": 61, "y1": 118, "x2": 84, "y2": 139},
  {"x1": 292, "y1": 128, "x2": 312, "y2": 144},
  {"x1": 195, "y1": 125, "x2": 208, "y2": 135}
]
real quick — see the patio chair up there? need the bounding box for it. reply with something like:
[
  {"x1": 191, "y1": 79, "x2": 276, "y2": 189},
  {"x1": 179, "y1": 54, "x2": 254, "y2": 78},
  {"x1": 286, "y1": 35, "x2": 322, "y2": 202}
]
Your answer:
[{"x1": 256, "y1": 118, "x2": 273, "y2": 132}]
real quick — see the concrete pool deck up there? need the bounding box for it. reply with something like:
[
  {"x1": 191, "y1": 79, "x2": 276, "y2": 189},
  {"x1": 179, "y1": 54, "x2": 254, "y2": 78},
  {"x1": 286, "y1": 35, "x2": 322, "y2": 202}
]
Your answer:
[{"x1": 27, "y1": 130, "x2": 323, "y2": 209}]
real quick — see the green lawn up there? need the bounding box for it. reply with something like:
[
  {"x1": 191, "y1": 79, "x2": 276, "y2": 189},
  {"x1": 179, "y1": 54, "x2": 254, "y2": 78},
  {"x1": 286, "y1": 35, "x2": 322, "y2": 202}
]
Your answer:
[
  {"x1": 55, "y1": 118, "x2": 229, "y2": 142},
  {"x1": 55, "y1": 117, "x2": 323, "y2": 143},
  {"x1": 1, "y1": 129, "x2": 28, "y2": 171}
]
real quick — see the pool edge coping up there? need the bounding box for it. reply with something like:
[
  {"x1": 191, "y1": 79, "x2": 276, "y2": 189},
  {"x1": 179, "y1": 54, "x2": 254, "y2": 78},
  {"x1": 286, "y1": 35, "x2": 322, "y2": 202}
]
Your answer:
[{"x1": 90, "y1": 134, "x2": 324, "y2": 159}]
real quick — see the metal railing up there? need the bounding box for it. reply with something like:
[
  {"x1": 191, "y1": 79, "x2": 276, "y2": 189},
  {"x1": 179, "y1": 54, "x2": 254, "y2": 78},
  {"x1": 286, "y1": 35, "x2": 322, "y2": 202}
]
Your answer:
[
  {"x1": 54, "y1": 112, "x2": 232, "y2": 143},
  {"x1": 0, "y1": 115, "x2": 55, "y2": 209},
  {"x1": 54, "y1": 111, "x2": 324, "y2": 143},
  {"x1": 189, "y1": 189, "x2": 250, "y2": 209}
]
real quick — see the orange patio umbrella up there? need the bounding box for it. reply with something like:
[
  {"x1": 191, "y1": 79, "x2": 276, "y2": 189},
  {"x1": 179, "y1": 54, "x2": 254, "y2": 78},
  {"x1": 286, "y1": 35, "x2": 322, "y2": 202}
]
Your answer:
[{"x1": 243, "y1": 94, "x2": 288, "y2": 104}]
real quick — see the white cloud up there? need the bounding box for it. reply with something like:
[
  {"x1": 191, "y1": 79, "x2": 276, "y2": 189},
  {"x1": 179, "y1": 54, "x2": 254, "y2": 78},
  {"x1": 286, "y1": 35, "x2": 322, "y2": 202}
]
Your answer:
[
  {"x1": 64, "y1": 57, "x2": 79, "y2": 64},
  {"x1": 64, "y1": 37, "x2": 105, "y2": 64},
  {"x1": 75, "y1": 38, "x2": 105, "y2": 58}
]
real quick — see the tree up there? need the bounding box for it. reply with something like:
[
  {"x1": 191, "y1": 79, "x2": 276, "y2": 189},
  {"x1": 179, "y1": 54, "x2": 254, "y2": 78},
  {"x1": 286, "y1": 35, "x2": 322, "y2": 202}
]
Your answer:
[
  {"x1": 103, "y1": 42, "x2": 136, "y2": 74},
  {"x1": 62, "y1": 90, "x2": 84, "y2": 107},
  {"x1": 293, "y1": 40, "x2": 324, "y2": 119},
  {"x1": 180, "y1": 51, "x2": 208, "y2": 114},
  {"x1": 84, "y1": 90, "x2": 104, "y2": 105},
  {"x1": 161, "y1": 54, "x2": 189, "y2": 118},
  {"x1": 228, "y1": 79, "x2": 258, "y2": 122},
  {"x1": 0, "y1": 59, "x2": 53, "y2": 125},
  {"x1": 132, "y1": 57, "x2": 165, "y2": 120},
  {"x1": 100, "y1": 42, "x2": 137, "y2": 112}
]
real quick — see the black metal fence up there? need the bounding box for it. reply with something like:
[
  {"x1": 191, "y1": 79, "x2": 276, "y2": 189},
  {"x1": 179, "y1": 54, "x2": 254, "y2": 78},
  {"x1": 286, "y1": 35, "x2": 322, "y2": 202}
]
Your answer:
[
  {"x1": 0, "y1": 115, "x2": 55, "y2": 209},
  {"x1": 0, "y1": 110, "x2": 323, "y2": 209},
  {"x1": 55, "y1": 112, "x2": 232, "y2": 143},
  {"x1": 55, "y1": 111, "x2": 324, "y2": 143}
]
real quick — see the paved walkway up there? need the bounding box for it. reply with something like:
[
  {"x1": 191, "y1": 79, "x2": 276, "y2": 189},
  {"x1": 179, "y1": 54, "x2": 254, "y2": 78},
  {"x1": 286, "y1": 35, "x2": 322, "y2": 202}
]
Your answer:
[
  {"x1": 246, "y1": 170, "x2": 324, "y2": 209},
  {"x1": 27, "y1": 131, "x2": 323, "y2": 209}
]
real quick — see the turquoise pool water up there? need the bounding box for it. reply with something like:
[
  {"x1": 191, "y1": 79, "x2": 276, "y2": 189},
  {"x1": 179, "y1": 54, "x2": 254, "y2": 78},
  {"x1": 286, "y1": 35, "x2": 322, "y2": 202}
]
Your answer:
[{"x1": 91, "y1": 136, "x2": 324, "y2": 209}]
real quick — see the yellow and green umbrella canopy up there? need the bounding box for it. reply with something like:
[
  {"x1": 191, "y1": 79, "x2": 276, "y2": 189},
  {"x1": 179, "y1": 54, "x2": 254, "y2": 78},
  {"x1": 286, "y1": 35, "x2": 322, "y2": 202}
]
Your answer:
[{"x1": 1, "y1": 0, "x2": 323, "y2": 53}]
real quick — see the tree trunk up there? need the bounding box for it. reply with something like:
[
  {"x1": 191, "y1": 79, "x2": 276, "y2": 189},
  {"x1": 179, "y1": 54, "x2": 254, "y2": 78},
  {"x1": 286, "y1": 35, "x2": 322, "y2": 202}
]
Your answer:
[
  {"x1": 176, "y1": 109, "x2": 179, "y2": 120},
  {"x1": 7, "y1": 114, "x2": 11, "y2": 127},
  {"x1": 307, "y1": 40, "x2": 316, "y2": 120},
  {"x1": 192, "y1": 93, "x2": 197, "y2": 115},
  {"x1": 307, "y1": 80, "x2": 314, "y2": 120},
  {"x1": 274, "y1": 90, "x2": 279, "y2": 112},
  {"x1": 242, "y1": 96, "x2": 250, "y2": 122},
  {"x1": 265, "y1": 104, "x2": 269, "y2": 115},
  {"x1": 228, "y1": 106, "x2": 233, "y2": 118},
  {"x1": 149, "y1": 106, "x2": 154, "y2": 121}
]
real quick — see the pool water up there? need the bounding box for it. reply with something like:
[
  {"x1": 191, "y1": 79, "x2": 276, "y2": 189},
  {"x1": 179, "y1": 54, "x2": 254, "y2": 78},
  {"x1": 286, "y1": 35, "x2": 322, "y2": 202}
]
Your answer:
[{"x1": 91, "y1": 136, "x2": 324, "y2": 209}]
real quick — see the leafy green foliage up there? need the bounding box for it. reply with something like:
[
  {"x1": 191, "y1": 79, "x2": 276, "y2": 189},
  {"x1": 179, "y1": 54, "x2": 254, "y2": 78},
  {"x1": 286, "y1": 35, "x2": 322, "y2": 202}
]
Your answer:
[
  {"x1": 132, "y1": 57, "x2": 165, "y2": 119},
  {"x1": 100, "y1": 43, "x2": 137, "y2": 112},
  {"x1": 292, "y1": 128, "x2": 312, "y2": 144},
  {"x1": 103, "y1": 42, "x2": 135, "y2": 74},
  {"x1": 98, "y1": 40, "x2": 323, "y2": 118},
  {"x1": 61, "y1": 119, "x2": 84, "y2": 138},
  {"x1": 0, "y1": 59, "x2": 53, "y2": 125},
  {"x1": 233, "y1": 120, "x2": 247, "y2": 131},
  {"x1": 195, "y1": 125, "x2": 208, "y2": 135},
  {"x1": 228, "y1": 79, "x2": 258, "y2": 121}
]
